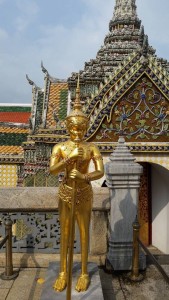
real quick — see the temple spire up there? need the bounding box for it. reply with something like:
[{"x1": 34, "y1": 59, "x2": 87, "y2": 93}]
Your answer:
[
  {"x1": 73, "y1": 74, "x2": 82, "y2": 110},
  {"x1": 109, "y1": 0, "x2": 140, "y2": 31},
  {"x1": 113, "y1": 0, "x2": 138, "y2": 21},
  {"x1": 68, "y1": 0, "x2": 155, "y2": 101}
]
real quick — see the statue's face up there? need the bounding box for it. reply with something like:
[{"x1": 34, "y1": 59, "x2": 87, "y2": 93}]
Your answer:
[{"x1": 67, "y1": 117, "x2": 88, "y2": 142}]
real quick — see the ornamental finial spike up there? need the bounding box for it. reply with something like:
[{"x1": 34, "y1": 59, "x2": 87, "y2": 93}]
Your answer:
[
  {"x1": 73, "y1": 73, "x2": 82, "y2": 110},
  {"x1": 66, "y1": 74, "x2": 88, "y2": 121}
]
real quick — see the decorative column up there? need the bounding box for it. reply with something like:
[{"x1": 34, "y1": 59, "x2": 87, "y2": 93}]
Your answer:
[{"x1": 105, "y1": 137, "x2": 146, "y2": 270}]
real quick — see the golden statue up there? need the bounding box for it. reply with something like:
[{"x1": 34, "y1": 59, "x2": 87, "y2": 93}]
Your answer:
[{"x1": 50, "y1": 77, "x2": 104, "y2": 296}]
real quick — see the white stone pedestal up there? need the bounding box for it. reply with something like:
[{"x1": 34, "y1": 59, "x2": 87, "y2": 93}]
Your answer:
[{"x1": 105, "y1": 137, "x2": 146, "y2": 271}]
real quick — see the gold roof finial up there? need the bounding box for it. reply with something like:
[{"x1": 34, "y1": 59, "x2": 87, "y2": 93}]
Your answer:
[
  {"x1": 73, "y1": 74, "x2": 82, "y2": 110},
  {"x1": 66, "y1": 74, "x2": 88, "y2": 121}
]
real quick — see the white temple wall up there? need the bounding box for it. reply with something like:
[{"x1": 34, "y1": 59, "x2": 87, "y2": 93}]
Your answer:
[{"x1": 151, "y1": 164, "x2": 169, "y2": 254}]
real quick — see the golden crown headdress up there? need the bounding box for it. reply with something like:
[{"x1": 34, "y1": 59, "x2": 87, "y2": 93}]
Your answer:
[{"x1": 66, "y1": 74, "x2": 89, "y2": 124}]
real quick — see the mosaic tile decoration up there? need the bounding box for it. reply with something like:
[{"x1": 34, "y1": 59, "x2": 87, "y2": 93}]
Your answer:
[
  {"x1": 0, "y1": 127, "x2": 29, "y2": 134},
  {"x1": 0, "y1": 146, "x2": 24, "y2": 155},
  {"x1": 46, "y1": 82, "x2": 68, "y2": 128},
  {"x1": 0, "y1": 164, "x2": 17, "y2": 187}
]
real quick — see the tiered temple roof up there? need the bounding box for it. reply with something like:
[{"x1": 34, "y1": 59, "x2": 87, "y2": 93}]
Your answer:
[{"x1": 68, "y1": 0, "x2": 156, "y2": 101}]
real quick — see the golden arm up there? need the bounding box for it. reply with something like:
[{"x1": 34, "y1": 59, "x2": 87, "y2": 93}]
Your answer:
[
  {"x1": 87, "y1": 144, "x2": 104, "y2": 181},
  {"x1": 50, "y1": 145, "x2": 65, "y2": 175}
]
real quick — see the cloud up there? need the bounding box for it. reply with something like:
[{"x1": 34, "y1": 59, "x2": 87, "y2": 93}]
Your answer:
[
  {"x1": 0, "y1": 27, "x2": 8, "y2": 39},
  {"x1": 15, "y1": 17, "x2": 29, "y2": 32},
  {"x1": 0, "y1": 1, "x2": 114, "y2": 103},
  {"x1": 16, "y1": 0, "x2": 39, "y2": 15},
  {"x1": 137, "y1": 0, "x2": 169, "y2": 59},
  {"x1": 15, "y1": 0, "x2": 39, "y2": 32},
  {"x1": 35, "y1": 0, "x2": 114, "y2": 77},
  {"x1": 0, "y1": 0, "x2": 169, "y2": 104}
]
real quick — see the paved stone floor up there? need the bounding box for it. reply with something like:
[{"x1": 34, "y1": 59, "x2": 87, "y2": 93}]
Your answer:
[{"x1": 0, "y1": 265, "x2": 169, "y2": 300}]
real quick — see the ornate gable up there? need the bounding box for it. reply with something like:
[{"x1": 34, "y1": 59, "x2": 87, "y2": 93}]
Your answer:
[
  {"x1": 85, "y1": 52, "x2": 169, "y2": 145},
  {"x1": 27, "y1": 65, "x2": 68, "y2": 132}
]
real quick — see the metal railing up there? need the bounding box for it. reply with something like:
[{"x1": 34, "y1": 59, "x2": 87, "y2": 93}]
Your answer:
[
  {"x1": 130, "y1": 216, "x2": 169, "y2": 284},
  {"x1": 0, "y1": 215, "x2": 19, "y2": 280}
]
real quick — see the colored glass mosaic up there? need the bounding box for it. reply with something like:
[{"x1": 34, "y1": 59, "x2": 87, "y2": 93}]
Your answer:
[
  {"x1": 0, "y1": 164, "x2": 17, "y2": 187},
  {"x1": 0, "y1": 133, "x2": 28, "y2": 146}
]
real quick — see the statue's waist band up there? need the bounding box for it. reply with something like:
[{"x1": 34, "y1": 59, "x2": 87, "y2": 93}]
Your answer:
[{"x1": 58, "y1": 182, "x2": 93, "y2": 205}]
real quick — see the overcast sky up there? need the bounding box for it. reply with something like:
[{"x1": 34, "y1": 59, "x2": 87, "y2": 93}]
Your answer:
[{"x1": 0, "y1": 0, "x2": 169, "y2": 104}]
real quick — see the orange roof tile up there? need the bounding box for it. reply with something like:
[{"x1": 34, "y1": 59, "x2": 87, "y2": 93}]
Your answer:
[
  {"x1": 0, "y1": 127, "x2": 29, "y2": 134},
  {"x1": 0, "y1": 112, "x2": 31, "y2": 124},
  {"x1": 0, "y1": 146, "x2": 24, "y2": 155},
  {"x1": 46, "y1": 82, "x2": 68, "y2": 128}
]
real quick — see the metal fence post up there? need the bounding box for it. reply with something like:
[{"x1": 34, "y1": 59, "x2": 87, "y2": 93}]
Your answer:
[
  {"x1": 129, "y1": 216, "x2": 143, "y2": 282},
  {"x1": 1, "y1": 215, "x2": 19, "y2": 280}
]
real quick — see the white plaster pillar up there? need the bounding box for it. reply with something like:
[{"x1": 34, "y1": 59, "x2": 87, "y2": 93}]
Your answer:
[{"x1": 105, "y1": 137, "x2": 145, "y2": 270}]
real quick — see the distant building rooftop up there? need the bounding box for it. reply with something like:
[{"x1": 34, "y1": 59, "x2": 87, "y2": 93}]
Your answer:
[{"x1": 0, "y1": 104, "x2": 31, "y2": 124}]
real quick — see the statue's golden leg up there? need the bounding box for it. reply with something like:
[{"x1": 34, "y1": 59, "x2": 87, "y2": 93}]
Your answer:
[
  {"x1": 75, "y1": 200, "x2": 92, "y2": 292},
  {"x1": 53, "y1": 199, "x2": 70, "y2": 292}
]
